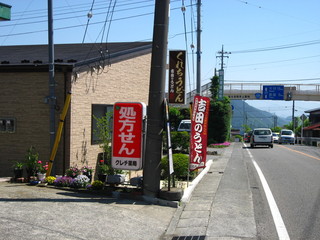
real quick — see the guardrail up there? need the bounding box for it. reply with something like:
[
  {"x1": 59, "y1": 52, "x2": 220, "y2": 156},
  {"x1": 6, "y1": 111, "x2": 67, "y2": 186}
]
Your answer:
[{"x1": 296, "y1": 137, "x2": 320, "y2": 147}]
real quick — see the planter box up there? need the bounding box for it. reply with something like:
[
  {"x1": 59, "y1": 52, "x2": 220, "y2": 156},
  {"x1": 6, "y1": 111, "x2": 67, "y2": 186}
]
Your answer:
[{"x1": 106, "y1": 175, "x2": 125, "y2": 184}]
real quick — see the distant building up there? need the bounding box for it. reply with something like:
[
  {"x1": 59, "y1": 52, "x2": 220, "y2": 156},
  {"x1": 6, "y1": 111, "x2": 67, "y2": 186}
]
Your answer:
[
  {"x1": 303, "y1": 107, "x2": 320, "y2": 146},
  {"x1": 0, "y1": 42, "x2": 152, "y2": 177}
]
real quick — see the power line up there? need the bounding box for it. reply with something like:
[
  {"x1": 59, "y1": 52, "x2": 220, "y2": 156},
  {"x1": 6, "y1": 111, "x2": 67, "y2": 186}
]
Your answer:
[
  {"x1": 228, "y1": 54, "x2": 320, "y2": 68},
  {"x1": 230, "y1": 39, "x2": 320, "y2": 54},
  {"x1": 0, "y1": 2, "x2": 185, "y2": 39}
]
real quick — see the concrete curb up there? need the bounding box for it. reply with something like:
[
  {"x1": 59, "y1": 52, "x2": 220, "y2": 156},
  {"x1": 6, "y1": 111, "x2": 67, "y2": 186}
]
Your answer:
[{"x1": 180, "y1": 159, "x2": 213, "y2": 203}]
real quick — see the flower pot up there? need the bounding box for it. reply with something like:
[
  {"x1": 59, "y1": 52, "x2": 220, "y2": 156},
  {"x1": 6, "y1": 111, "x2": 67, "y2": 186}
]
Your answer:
[
  {"x1": 37, "y1": 173, "x2": 46, "y2": 181},
  {"x1": 14, "y1": 168, "x2": 23, "y2": 179},
  {"x1": 98, "y1": 174, "x2": 107, "y2": 182}
]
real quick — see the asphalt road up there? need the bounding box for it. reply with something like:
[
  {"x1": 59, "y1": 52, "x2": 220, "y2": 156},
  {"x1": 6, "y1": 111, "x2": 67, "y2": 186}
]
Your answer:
[{"x1": 245, "y1": 143, "x2": 320, "y2": 240}]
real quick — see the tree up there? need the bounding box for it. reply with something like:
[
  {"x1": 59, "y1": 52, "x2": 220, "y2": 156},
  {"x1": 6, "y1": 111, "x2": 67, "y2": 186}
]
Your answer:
[
  {"x1": 242, "y1": 124, "x2": 252, "y2": 133},
  {"x1": 208, "y1": 97, "x2": 232, "y2": 144},
  {"x1": 210, "y1": 75, "x2": 219, "y2": 101},
  {"x1": 207, "y1": 73, "x2": 232, "y2": 144},
  {"x1": 271, "y1": 126, "x2": 282, "y2": 133}
]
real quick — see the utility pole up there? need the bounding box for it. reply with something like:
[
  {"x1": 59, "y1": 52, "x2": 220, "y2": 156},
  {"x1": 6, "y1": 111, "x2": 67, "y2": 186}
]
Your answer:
[
  {"x1": 292, "y1": 100, "x2": 295, "y2": 133},
  {"x1": 216, "y1": 45, "x2": 230, "y2": 100},
  {"x1": 48, "y1": 0, "x2": 56, "y2": 160},
  {"x1": 196, "y1": 0, "x2": 201, "y2": 95},
  {"x1": 143, "y1": 0, "x2": 170, "y2": 198}
]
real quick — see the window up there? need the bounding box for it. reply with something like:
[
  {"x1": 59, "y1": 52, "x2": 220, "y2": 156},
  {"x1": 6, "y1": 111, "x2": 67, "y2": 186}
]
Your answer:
[
  {"x1": 0, "y1": 118, "x2": 15, "y2": 133},
  {"x1": 91, "y1": 104, "x2": 113, "y2": 144}
]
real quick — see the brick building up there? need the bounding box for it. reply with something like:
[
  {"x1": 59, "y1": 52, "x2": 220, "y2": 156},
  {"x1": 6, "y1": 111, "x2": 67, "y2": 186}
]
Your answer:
[{"x1": 0, "y1": 42, "x2": 152, "y2": 177}]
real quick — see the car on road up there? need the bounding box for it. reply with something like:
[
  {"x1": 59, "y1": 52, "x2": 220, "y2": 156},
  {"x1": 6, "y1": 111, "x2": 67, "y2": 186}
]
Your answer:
[
  {"x1": 272, "y1": 132, "x2": 279, "y2": 143},
  {"x1": 250, "y1": 128, "x2": 273, "y2": 148},
  {"x1": 278, "y1": 129, "x2": 295, "y2": 145},
  {"x1": 244, "y1": 130, "x2": 253, "y2": 143},
  {"x1": 177, "y1": 119, "x2": 191, "y2": 132}
]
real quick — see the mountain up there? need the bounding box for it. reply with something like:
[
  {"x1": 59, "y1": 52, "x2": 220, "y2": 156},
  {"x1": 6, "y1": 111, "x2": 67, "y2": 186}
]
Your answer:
[{"x1": 231, "y1": 100, "x2": 290, "y2": 133}]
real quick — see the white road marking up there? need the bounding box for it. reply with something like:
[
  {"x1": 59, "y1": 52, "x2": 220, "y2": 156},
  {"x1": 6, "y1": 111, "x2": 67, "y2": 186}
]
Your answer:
[{"x1": 245, "y1": 144, "x2": 290, "y2": 240}]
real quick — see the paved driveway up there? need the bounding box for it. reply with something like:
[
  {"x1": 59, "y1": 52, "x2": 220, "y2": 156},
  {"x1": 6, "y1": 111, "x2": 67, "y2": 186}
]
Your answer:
[{"x1": 0, "y1": 182, "x2": 175, "y2": 240}]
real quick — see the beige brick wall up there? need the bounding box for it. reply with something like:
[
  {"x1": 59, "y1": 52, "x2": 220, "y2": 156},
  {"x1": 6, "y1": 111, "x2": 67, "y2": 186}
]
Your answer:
[
  {"x1": 0, "y1": 52, "x2": 151, "y2": 178},
  {"x1": 0, "y1": 71, "x2": 66, "y2": 177},
  {"x1": 69, "y1": 53, "x2": 151, "y2": 176}
]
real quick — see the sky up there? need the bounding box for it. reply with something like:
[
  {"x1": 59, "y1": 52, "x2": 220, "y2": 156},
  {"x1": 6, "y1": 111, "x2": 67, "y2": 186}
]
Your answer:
[{"x1": 1, "y1": 0, "x2": 319, "y2": 118}]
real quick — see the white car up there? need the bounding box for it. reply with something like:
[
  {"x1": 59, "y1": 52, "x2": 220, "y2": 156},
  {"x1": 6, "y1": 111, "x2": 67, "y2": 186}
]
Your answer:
[
  {"x1": 272, "y1": 132, "x2": 279, "y2": 143},
  {"x1": 250, "y1": 128, "x2": 273, "y2": 148},
  {"x1": 278, "y1": 129, "x2": 295, "y2": 145},
  {"x1": 177, "y1": 119, "x2": 191, "y2": 132}
]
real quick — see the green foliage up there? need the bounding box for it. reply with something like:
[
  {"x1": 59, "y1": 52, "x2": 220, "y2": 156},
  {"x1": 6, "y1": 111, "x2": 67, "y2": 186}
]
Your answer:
[
  {"x1": 161, "y1": 154, "x2": 194, "y2": 180},
  {"x1": 172, "y1": 131, "x2": 190, "y2": 153},
  {"x1": 242, "y1": 124, "x2": 252, "y2": 133},
  {"x1": 210, "y1": 75, "x2": 219, "y2": 100},
  {"x1": 208, "y1": 97, "x2": 232, "y2": 144},
  {"x1": 91, "y1": 180, "x2": 104, "y2": 190},
  {"x1": 168, "y1": 107, "x2": 190, "y2": 130},
  {"x1": 234, "y1": 135, "x2": 243, "y2": 142},
  {"x1": 163, "y1": 131, "x2": 190, "y2": 153},
  {"x1": 12, "y1": 161, "x2": 24, "y2": 170},
  {"x1": 93, "y1": 111, "x2": 113, "y2": 157},
  {"x1": 271, "y1": 126, "x2": 282, "y2": 133},
  {"x1": 97, "y1": 164, "x2": 110, "y2": 175},
  {"x1": 24, "y1": 146, "x2": 39, "y2": 176}
]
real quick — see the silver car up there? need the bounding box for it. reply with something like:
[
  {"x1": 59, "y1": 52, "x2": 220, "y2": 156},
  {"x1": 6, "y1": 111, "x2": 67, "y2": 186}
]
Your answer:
[{"x1": 250, "y1": 128, "x2": 273, "y2": 148}]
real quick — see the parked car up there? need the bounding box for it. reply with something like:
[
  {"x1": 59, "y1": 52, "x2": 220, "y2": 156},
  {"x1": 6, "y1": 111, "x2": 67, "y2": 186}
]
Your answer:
[
  {"x1": 250, "y1": 128, "x2": 273, "y2": 148},
  {"x1": 278, "y1": 129, "x2": 295, "y2": 145},
  {"x1": 272, "y1": 132, "x2": 279, "y2": 143},
  {"x1": 244, "y1": 130, "x2": 253, "y2": 143},
  {"x1": 177, "y1": 119, "x2": 191, "y2": 132}
]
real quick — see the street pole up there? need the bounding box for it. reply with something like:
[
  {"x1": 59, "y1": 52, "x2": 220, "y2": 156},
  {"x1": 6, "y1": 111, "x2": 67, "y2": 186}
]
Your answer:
[
  {"x1": 143, "y1": 0, "x2": 170, "y2": 198},
  {"x1": 292, "y1": 100, "x2": 295, "y2": 133},
  {"x1": 48, "y1": 0, "x2": 56, "y2": 158},
  {"x1": 196, "y1": 0, "x2": 201, "y2": 95}
]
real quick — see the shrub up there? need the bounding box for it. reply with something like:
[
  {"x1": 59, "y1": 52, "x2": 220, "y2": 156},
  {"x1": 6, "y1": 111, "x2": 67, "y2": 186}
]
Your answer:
[
  {"x1": 161, "y1": 153, "x2": 195, "y2": 180},
  {"x1": 71, "y1": 175, "x2": 90, "y2": 188},
  {"x1": 65, "y1": 166, "x2": 81, "y2": 178},
  {"x1": 90, "y1": 180, "x2": 104, "y2": 190},
  {"x1": 45, "y1": 176, "x2": 56, "y2": 185},
  {"x1": 54, "y1": 176, "x2": 73, "y2": 187},
  {"x1": 163, "y1": 131, "x2": 190, "y2": 153}
]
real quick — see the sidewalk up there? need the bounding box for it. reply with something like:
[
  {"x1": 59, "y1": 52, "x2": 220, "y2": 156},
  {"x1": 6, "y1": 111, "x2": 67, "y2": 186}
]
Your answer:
[{"x1": 163, "y1": 142, "x2": 257, "y2": 240}]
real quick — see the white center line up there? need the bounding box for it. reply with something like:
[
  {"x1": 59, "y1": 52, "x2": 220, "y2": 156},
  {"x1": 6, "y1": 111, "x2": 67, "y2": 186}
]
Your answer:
[{"x1": 245, "y1": 145, "x2": 290, "y2": 240}]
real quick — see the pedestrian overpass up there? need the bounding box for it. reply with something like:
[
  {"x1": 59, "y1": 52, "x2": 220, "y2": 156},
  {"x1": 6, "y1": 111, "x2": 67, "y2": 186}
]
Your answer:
[{"x1": 187, "y1": 83, "x2": 320, "y2": 102}]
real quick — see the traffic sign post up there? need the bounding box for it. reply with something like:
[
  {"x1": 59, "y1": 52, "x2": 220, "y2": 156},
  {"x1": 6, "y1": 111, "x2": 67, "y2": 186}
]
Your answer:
[{"x1": 263, "y1": 85, "x2": 284, "y2": 100}]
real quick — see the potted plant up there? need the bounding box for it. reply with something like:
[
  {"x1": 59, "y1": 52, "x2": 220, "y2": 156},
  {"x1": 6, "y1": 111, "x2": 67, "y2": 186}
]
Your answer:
[
  {"x1": 35, "y1": 160, "x2": 48, "y2": 181},
  {"x1": 12, "y1": 161, "x2": 24, "y2": 179},
  {"x1": 24, "y1": 146, "x2": 39, "y2": 179},
  {"x1": 65, "y1": 166, "x2": 81, "y2": 178},
  {"x1": 81, "y1": 166, "x2": 93, "y2": 182},
  {"x1": 97, "y1": 163, "x2": 109, "y2": 182}
]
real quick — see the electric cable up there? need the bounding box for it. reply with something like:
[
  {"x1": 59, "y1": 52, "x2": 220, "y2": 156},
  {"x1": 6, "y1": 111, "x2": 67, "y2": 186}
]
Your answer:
[{"x1": 82, "y1": 0, "x2": 96, "y2": 43}]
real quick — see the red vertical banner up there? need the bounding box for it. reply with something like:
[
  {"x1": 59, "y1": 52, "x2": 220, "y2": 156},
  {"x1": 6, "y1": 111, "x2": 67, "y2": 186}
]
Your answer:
[
  {"x1": 168, "y1": 50, "x2": 186, "y2": 104},
  {"x1": 112, "y1": 102, "x2": 146, "y2": 170},
  {"x1": 190, "y1": 95, "x2": 210, "y2": 171}
]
